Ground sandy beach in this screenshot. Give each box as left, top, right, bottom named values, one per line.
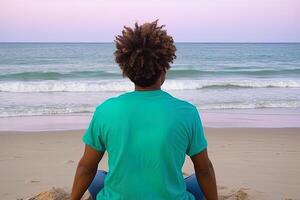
left=1, top=128, right=299, bottom=200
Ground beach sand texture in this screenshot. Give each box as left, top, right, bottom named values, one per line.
left=1, top=128, right=300, bottom=200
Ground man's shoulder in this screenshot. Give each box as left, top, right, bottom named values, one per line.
left=170, top=95, right=197, bottom=110
left=95, top=96, right=119, bottom=112
left=163, top=93, right=198, bottom=118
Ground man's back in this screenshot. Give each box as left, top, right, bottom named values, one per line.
left=82, top=89, right=207, bottom=200
left=71, top=20, right=217, bottom=200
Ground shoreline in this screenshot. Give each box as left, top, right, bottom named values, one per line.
left=1, top=128, right=300, bottom=199
left=1, top=108, right=300, bottom=132
left=1, top=127, right=300, bottom=134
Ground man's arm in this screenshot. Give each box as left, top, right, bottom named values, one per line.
left=190, top=149, right=217, bottom=200
left=71, top=145, right=104, bottom=200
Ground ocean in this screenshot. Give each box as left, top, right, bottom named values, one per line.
left=0, top=42, right=300, bottom=118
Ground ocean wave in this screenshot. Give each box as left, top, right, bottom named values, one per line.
left=0, top=79, right=300, bottom=92
left=199, top=101, right=300, bottom=110
left=1, top=101, right=300, bottom=117
left=0, top=70, right=120, bottom=81
left=0, top=105, right=94, bottom=118
left=1, top=67, right=300, bottom=81
left=0, top=80, right=131, bottom=92
left=168, top=68, right=300, bottom=77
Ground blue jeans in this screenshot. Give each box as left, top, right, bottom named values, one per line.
left=88, top=170, right=205, bottom=200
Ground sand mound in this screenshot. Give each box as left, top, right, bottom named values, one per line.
left=220, top=188, right=250, bottom=200
left=27, top=187, right=91, bottom=200
left=27, top=188, right=70, bottom=200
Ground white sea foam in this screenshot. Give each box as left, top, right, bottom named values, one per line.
left=0, top=105, right=95, bottom=117
left=0, top=80, right=132, bottom=92
left=199, top=101, right=300, bottom=110
left=1, top=100, right=300, bottom=117
left=0, top=79, right=300, bottom=93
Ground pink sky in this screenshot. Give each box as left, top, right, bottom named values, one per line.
left=0, top=0, right=299, bottom=42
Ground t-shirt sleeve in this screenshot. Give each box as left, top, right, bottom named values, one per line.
left=186, top=106, right=208, bottom=157
left=82, top=108, right=106, bottom=152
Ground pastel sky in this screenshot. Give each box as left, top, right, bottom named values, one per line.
left=1, top=0, right=299, bottom=42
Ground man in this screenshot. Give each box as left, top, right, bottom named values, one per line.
left=71, top=20, right=217, bottom=200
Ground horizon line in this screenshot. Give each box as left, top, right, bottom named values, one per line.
left=1, top=41, right=300, bottom=44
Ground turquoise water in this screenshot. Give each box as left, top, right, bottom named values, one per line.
left=0, top=43, right=300, bottom=117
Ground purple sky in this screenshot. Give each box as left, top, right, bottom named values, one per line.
left=1, top=0, right=299, bottom=42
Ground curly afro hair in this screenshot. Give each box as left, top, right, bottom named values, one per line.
left=114, top=19, right=176, bottom=87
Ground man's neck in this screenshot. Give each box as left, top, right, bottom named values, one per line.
left=134, top=85, right=161, bottom=91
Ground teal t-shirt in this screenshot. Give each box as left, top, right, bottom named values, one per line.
left=82, top=89, right=207, bottom=200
